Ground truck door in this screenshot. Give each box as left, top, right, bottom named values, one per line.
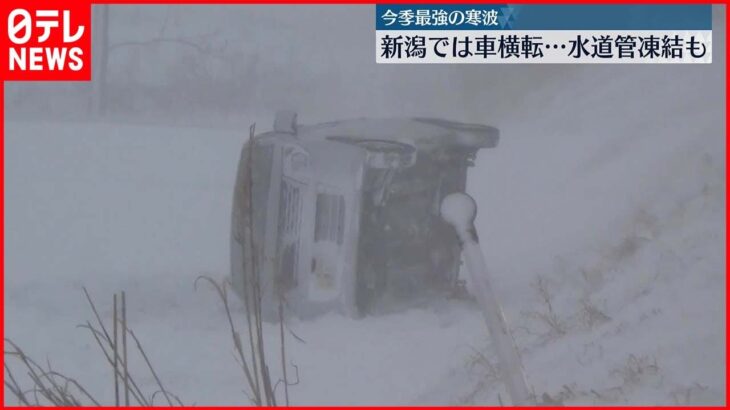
left=301, top=141, right=364, bottom=312
left=309, top=188, right=347, bottom=302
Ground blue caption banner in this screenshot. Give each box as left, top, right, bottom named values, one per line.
left=375, top=5, right=712, bottom=31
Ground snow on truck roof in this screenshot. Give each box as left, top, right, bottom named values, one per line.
left=260, top=116, right=499, bottom=151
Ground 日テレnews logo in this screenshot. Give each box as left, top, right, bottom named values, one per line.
left=1, top=1, right=91, bottom=80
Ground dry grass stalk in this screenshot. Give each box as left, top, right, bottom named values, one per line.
left=4, top=288, right=183, bottom=406
left=195, top=123, right=297, bottom=406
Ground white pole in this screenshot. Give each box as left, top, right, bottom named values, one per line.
left=441, top=193, right=534, bottom=406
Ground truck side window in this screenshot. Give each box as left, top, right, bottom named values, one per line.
left=315, top=193, right=345, bottom=245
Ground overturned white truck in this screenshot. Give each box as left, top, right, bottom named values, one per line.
left=230, top=112, right=498, bottom=319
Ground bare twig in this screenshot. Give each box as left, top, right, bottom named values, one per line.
left=195, top=276, right=259, bottom=405
left=122, top=291, right=130, bottom=406
left=77, top=322, right=148, bottom=405
left=82, top=287, right=113, bottom=345
left=5, top=363, right=32, bottom=405
left=273, top=361, right=300, bottom=396
left=80, top=290, right=148, bottom=405
left=246, top=123, right=268, bottom=405
left=151, top=389, right=185, bottom=406
left=522, top=275, right=567, bottom=337
left=40, top=370, right=101, bottom=406
left=126, top=328, right=173, bottom=406
left=6, top=289, right=185, bottom=407
left=113, top=293, right=120, bottom=406
left=278, top=300, right=289, bottom=406
left=4, top=339, right=101, bottom=406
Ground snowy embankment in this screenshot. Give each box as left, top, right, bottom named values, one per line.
left=461, top=61, right=725, bottom=405
left=5, top=65, right=725, bottom=405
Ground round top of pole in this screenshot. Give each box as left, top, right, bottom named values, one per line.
left=440, top=192, right=477, bottom=233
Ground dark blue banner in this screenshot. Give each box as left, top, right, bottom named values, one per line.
left=375, top=5, right=712, bottom=31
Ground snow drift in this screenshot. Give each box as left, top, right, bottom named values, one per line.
left=4, top=6, right=726, bottom=406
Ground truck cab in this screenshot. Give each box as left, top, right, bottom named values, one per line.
left=231, top=112, right=498, bottom=319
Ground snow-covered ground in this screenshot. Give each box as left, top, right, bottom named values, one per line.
left=4, top=13, right=726, bottom=408
left=4, top=120, right=493, bottom=406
